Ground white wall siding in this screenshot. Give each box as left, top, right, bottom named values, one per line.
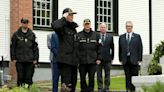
left=119, top=0, right=149, bottom=55
left=34, top=31, right=52, bottom=63
left=0, top=0, right=10, bottom=61
left=58, top=0, right=95, bottom=32
left=113, top=36, right=119, bottom=64
left=110, top=0, right=150, bottom=64
left=152, top=0, right=164, bottom=51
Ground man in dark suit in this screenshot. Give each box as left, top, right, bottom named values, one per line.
left=97, top=23, right=114, bottom=92
left=119, top=21, right=143, bottom=92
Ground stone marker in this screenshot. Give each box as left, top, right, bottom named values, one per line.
left=140, top=55, right=152, bottom=75
left=160, top=56, right=164, bottom=74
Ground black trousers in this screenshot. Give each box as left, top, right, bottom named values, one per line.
left=58, top=62, right=77, bottom=92
left=123, top=57, right=139, bottom=92
left=97, top=61, right=111, bottom=90
left=16, top=62, right=34, bottom=86
left=79, top=64, right=96, bottom=92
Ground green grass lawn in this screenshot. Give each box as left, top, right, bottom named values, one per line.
left=36, top=76, right=126, bottom=91
left=75, top=76, right=125, bottom=90
left=0, top=76, right=125, bottom=92
left=110, top=76, right=126, bottom=90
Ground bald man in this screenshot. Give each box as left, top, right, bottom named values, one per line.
left=96, top=23, right=114, bottom=92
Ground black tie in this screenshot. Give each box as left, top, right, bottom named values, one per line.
left=127, top=33, right=130, bottom=44
left=102, top=34, right=105, bottom=44
left=127, top=33, right=130, bottom=56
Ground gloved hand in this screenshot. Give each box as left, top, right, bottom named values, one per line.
left=63, top=13, right=69, bottom=18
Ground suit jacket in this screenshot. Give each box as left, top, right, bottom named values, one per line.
left=99, top=33, right=114, bottom=62
left=47, top=32, right=59, bottom=62
left=119, top=32, right=143, bottom=65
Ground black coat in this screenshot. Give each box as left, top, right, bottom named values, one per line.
left=11, top=27, right=39, bottom=62
left=78, top=30, right=100, bottom=64
left=119, top=33, right=143, bottom=65
left=51, top=17, right=79, bottom=65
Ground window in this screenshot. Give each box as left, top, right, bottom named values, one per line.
left=33, top=0, right=52, bottom=27
left=95, top=0, right=118, bottom=34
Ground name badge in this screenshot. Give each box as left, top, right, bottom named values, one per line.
left=25, top=38, right=28, bottom=42
left=98, top=39, right=102, bottom=44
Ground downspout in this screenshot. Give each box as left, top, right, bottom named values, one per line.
left=149, top=0, right=152, bottom=54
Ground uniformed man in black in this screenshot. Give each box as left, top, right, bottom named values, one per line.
left=78, top=19, right=100, bottom=92
left=11, top=18, right=39, bottom=86
left=51, top=8, right=79, bottom=92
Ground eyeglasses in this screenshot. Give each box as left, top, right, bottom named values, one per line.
left=126, top=26, right=133, bottom=27
left=22, top=22, right=28, bottom=24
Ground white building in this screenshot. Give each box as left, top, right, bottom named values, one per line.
left=0, top=0, right=164, bottom=80
left=0, top=0, right=10, bottom=62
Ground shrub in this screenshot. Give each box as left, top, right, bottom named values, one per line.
left=141, top=81, right=164, bottom=92
left=0, top=85, right=9, bottom=92
left=148, top=41, right=164, bottom=75
left=28, top=84, right=41, bottom=92
left=148, top=60, right=162, bottom=75
left=0, top=84, right=41, bottom=92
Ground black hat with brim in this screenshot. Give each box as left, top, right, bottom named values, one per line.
left=62, top=8, right=77, bottom=14
left=21, top=18, right=29, bottom=23
left=83, top=19, right=91, bottom=24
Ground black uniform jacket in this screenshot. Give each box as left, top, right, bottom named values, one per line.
left=11, top=27, right=39, bottom=62
left=51, top=17, right=79, bottom=65
left=78, top=29, right=100, bottom=64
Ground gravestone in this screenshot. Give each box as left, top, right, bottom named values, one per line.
left=160, top=56, right=164, bottom=74
left=0, top=70, right=4, bottom=86
left=140, top=55, right=152, bottom=75
left=133, top=75, right=164, bottom=92
left=132, top=55, right=164, bottom=92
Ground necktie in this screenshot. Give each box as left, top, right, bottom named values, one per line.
left=127, top=33, right=130, bottom=44
left=127, top=33, right=130, bottom=56
left=102, top=34, right=105, bottom=45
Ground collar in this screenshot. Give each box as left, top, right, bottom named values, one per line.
left=126, top=32, right=133, bottom=39
left=63, top=17, right=78, bottom=29
left=83, top=28, right=92, bottom=33
left=126, top=32, right=133, bottom=35
left=101, top=33, right=106, bottom=37
left=18, top=27, right=33, bottom=36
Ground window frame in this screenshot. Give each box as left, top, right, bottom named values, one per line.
left=33, top=0, right=58, bottom=31
left=95, top=0, right=118, bottom=35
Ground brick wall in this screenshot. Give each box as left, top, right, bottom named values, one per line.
left=10, top=0, right=33, bottom=35
left=10, top=0, right=33, bottom=81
